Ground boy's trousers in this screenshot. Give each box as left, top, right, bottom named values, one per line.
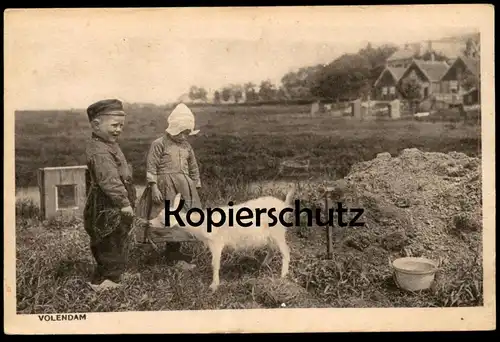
left=89, top=213, right=134, bottom=284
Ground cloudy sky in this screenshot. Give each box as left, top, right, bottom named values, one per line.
left=5, top=6, right=484, bottom=110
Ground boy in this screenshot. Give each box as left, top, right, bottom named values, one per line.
left=83, top=99, right=137, bottom=287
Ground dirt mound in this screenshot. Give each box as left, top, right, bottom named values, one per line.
left=332, top=148, right=482, bottom=292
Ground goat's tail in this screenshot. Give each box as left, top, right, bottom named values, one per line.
left=285, top=184, right=296, bottom=207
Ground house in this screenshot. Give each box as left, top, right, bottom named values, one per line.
left=386, top=44, right=420, bottom=68
left=373, top=33, right=480, bottom=112
left=438, top=55, right=480, bottom=95
left=463, top=87, right=479, bottom=106
left=431, top=55, right=479, bottom=108
left=424, top=39, right=469, bottom=62
left=387, top=36, right=473, bottom=67
left=373, top=66, right=407, bottom=101
left=398, top=59, right=450, bottom=99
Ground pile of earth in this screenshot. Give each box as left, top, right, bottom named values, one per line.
left=325, top=148, right=482, bottom=291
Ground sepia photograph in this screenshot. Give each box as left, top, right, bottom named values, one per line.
left=4, top=5, right=495, bottom=334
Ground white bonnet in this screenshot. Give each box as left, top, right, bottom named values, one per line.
left=166, top=103, right=200, bottom=136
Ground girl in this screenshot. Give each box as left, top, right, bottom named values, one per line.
left=136, top=103, right=202, bottom=263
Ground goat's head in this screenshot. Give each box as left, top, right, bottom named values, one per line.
left=149, top=193, right=180, bottom=228
left=148, top=193, right=199, bottom=230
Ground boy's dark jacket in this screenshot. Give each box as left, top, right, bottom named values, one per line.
left=84, top=133, right=137, bottom=242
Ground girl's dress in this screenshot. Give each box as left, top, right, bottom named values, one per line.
left=136, top=132, right=202, bottom=223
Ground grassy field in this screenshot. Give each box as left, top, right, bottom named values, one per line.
left=14, top=104, right=482, bottom=313
left=15, top=103, right=481, bottom=189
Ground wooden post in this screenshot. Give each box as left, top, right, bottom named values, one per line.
left=367, top=94, right=371, bottom=118
left=324, top=187, right=335, bottom=260
left=390, top=99, right=401, bottom=119
left=311, top=100, right=320, bottom=117
left=352, top=99, right=362, bottom=119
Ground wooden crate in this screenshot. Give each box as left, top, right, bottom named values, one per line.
left=38, top=166, right=88, bottom=220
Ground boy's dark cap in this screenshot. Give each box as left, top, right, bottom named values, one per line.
left=87, top=99, right=126, bottom=121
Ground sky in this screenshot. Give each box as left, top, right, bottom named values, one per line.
left=4, top=6, right=483, bottom=110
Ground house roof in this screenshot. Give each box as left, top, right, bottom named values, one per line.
left=430, top=42, right=468, bottom=60
left=412, top=60, right=450, bottom=82
left=440, top=55, right=480, bottom=81
left=464, top=87, right=478, bottom=95
left=388, top=67, right=407, bottom=80
left=460, top=56, right=480, bottom=76
left=387, top=49, right=415, bottom=61
left=373, top=66, right=407, bottom=87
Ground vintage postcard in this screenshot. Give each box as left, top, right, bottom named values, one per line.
left=4, top=5, right=495, bottom=334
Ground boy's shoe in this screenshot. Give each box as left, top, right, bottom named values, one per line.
left=121, top=272, right=141, bottom=282
left=99, top=279, right=122, bottom=288
left=175, top=260, right=196, bottom=271
left=87, top=279, right=122, bottom=292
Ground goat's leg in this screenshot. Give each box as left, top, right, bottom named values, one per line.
left=276, top=238, right=290, bottom=278
left=261, top=250, right=272, bottom=266
left=209, top=244, right=223, bottom=292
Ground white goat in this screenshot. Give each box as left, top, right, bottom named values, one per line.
left=149, top=187, right=296, bottom=292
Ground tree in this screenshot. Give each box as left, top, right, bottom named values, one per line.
left=276, top=86, right=290, bottom=101
left=281, top=65, right=323, bottom=100
left=463, top=37, right=480, bottom=59
left=258, top=80, right=278, bottom=101
left=400, top=78, right=422, bottom=113
left=213, top=90, right=221, bottom=104
left=230, top=84, right=244, bottom=103
left=244, top=82, right=258, bottom=102
left=311, top=43, right=398, bottom=101
left=188, top=86, right=208, bottom=102
left=462, top=72, right=479, bottom=92
left=221, top=87, right=232, bottom=102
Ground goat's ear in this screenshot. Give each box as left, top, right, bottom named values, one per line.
left=159, top=209, right=166, bottom=223
left=149, top=209, right=165, bottom=227
left=172, top=193, right=182, bottom=210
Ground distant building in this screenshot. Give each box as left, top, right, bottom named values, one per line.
left=435, top=55, right=480, bottom=107
left=373, top=66, right=407, bottom=101
left=422, top=39, right=468, bottom=62
left=386, top=36, right=473, bottom=68
left=439, top=55, right=480, bottom=94
left=463, top=87, right=479, bottom=106
left=373, top=32, right=480, bottom=112
left=386, top=44, right=419, bottom=68
left=398, top=59, right=449, bottom=98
